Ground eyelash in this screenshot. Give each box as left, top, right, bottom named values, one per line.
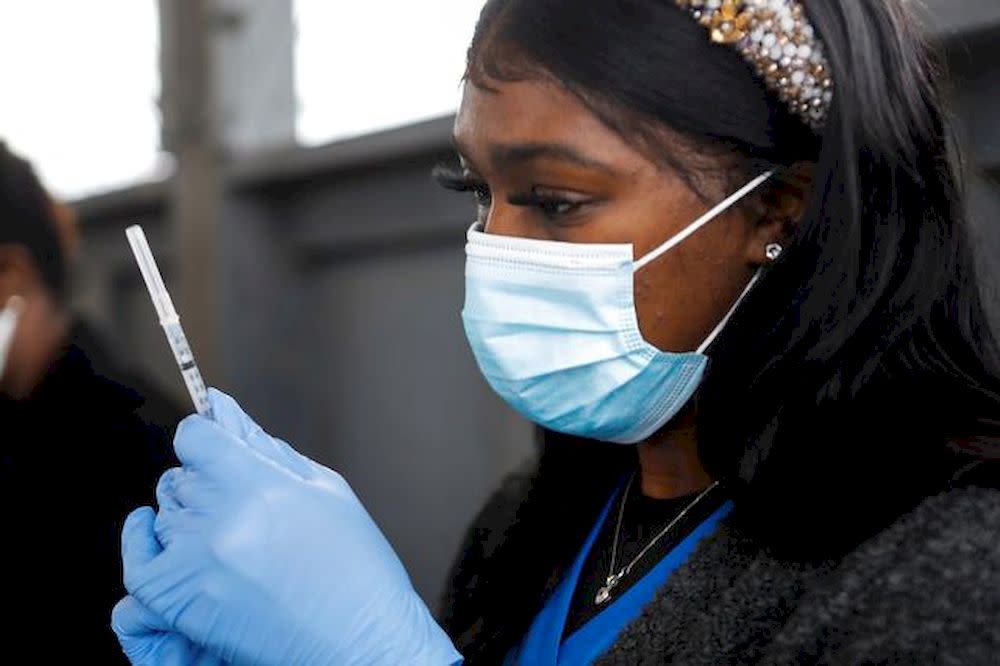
left=433, top=165, right=492, bottom=208
left=432, top=164, right=584, bottom=220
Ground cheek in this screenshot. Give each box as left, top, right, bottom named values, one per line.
left=632, top=216, right=752, bottom=352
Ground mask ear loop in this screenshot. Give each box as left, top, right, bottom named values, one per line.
left=633, top=170, right=775, bottom=272
left=696, top=269, right=761, bottom=354
left=629, top=169, right=775, bottom=354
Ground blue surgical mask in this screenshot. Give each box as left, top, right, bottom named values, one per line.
left=462, top=171, right=773, bottom=444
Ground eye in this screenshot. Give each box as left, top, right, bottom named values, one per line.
left=537, top=198, right=580, bottom=218
left=508, top=189, right=589, bottom=221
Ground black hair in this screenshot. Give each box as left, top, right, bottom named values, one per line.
left=0, top=141, right=67, bottom=296
left=439, top=1, right=1000, bottom=662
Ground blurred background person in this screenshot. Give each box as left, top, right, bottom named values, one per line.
left=0, top=141, right=182, bottom=662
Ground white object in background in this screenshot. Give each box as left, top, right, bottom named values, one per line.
left=0, top=295, right=24, bottom=378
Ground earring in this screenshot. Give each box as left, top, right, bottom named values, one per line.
left=765, top=243, right=783, bottom=261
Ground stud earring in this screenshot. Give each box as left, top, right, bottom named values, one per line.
left=765, top=243, right=783, bottom=261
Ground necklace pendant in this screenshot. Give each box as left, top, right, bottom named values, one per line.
left=595, top=573, right=621, bottom=605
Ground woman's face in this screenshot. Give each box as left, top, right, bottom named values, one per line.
left=453, top=77, right=778, bottom=352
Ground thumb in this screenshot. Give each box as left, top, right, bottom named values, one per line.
left=206, top=387, right=260, bottom=440
left=172, top=414, right=259, bottom=481
left=208, top=387, right=316, bottom=479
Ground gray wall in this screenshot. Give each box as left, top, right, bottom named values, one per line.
left=69, top=8, right=1000, bottom=610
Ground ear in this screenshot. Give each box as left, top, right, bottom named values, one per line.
left=0, top=244, right=41, bottom=303
left=745, top=161, right=813, bottom=266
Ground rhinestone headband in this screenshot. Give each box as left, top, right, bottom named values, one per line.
left=675, top=0, right=833, bottom=130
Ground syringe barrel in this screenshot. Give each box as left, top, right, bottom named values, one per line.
left=162, top=320, right=213, bottom=418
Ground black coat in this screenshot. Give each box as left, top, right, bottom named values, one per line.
left=0, top=322, right=182, bottom=663
left=444, top=461, right=1000, bottom=664
left=599, top=481, right=1000, bottom=664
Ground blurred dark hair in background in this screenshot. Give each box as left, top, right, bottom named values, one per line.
left=0, top=141, right=67, bottom=296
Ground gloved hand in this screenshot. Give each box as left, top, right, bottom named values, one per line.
left=115, top=389, right=462, bottom=666
left=112, top=574, right=224, bottom=666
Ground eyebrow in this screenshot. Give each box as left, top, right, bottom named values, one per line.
left=452, top=138, right=620, bottom=176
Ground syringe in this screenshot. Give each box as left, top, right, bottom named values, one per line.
left=125, top=225, right=213, bottom=419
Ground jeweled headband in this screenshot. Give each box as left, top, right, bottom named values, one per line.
left=675, top=0, right=833, bottom=130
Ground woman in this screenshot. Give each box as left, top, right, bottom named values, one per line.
left=112, top=0, right=1000, bottom=664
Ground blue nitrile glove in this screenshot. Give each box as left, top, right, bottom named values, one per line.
left=112, top=572, right=224, bottom=666
left=117, top=389, right=462, bottom=666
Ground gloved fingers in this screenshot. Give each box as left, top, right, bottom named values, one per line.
left=173, top=414, right=229, bottom=470
left=113, top=595, right=222, bottom=666
left=113, top=594, right=171, bottom=637
left=122, top=507, right=163, bottom=573
left=243, top=428, right=317, bottom=481
left=207, top=387, right=260, bottom=440
left=156, top=465, right=214, bottom=513
left=174, top=414, right=267, bottom=481
left=156, top=467, right=185, bottom=511
left=208, top=387, right=315, bottom=480
left=122, top=506, right=175, bottom=606
left=176, top=410, right=307, bottom=494
left=112, top=594, right=171, bottom=665
left=159, top=466, right=208, bottom=511
left=153, top=505, right=203, bottom=548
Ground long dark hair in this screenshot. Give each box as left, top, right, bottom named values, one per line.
left=440, top=1, right=1000, bottom=661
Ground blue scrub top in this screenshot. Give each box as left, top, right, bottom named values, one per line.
left=505, top=483, right=733, bottom=665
